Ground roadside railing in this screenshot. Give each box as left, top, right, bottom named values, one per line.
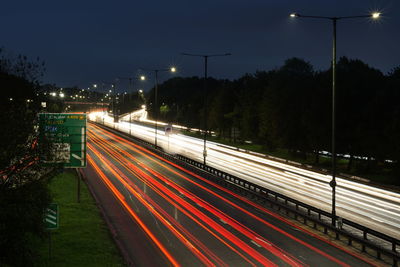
left=173, top=154, right=400, bottom=266
left=92, top=121, right=400, bottom=266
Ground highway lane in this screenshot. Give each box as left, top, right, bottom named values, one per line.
left=87, top=122, right=377, bottom=266
left=89, top=112, right=400, bottom=240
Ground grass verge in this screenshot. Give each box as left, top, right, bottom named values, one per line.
left=35, top=171, right=124, bottom=266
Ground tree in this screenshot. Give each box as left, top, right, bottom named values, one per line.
left=386, top=67, right=400, bottom=178
left=259, top=58, right=316, bottom=156
left=335, top=57, right=385, bottom=171
left=0, top=49, right=51, bottom=265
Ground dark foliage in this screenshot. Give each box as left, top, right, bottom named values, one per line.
left=0, top=49, right=51, bottom=265
left=146, top=57, right=400, bottom=183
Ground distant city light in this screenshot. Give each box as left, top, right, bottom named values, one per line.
left=171, top=67, right=176, bottom=72
left=140, top=75, right=146, bottom=80
left=59, top=93, right=65, bottom=98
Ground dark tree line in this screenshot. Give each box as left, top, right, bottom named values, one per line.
left=147, top=57, right=400, bottom=181
left=0, top=49, right=52, bottom=265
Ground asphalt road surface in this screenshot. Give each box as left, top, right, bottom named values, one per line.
left=89, top=112, right=400, bottom=240
left=84, top=122, right=378, bottom=266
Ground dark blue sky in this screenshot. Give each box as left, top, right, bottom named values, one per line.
left=1, top=0, right=399, bottom=92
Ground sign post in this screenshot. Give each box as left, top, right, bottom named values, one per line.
left=39, top=113, right=87, bottom=168
left=165, top=125, right=172, bottom=151
left=44, top=203, right=59, bottom=261
left=39, top=113, right=87, bottom=202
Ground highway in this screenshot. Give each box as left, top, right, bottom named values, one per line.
left=89, top=111, right=400, bottom=240
left=86, top=122, right=377, bottom=266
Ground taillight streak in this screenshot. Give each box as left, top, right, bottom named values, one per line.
left=87, top=154, right=180, bottom=267
left=88, top=129, right=297, bottom=266
left=90, top=123, right=360, bottom=267
left=89, top=130, right=303, bottom=266
left=89, top=132, right=264, bottom=266
left=89, top=132, right=259, bottom=266
left=88, top=142, right=217, bottom=266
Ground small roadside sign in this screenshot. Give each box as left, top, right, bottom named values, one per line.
left=45, top=203, right=59, bottom=230
left=165, top=124, right=173, bottom=136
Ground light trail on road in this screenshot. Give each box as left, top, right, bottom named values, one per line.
left=89, top=112, right=400, bottom=239
left=89, top=128, right=295, bottom=266
left=86, top=122, right=377, bottom=266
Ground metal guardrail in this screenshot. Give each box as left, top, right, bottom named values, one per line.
left=174, top=155, right=400, bottom=266
left=93, top=121, right=400, bottom=266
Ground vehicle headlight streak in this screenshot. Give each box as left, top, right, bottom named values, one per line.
left=89, top=130, right=293, bottom=266
left=87, top=154, right=180, bottom=266
left=89, top=112, right=400, bottom=237
left=88, top=123, right=375, bottom=266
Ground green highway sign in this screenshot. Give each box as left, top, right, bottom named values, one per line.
left=39, top=113, right=87, bottom=168
left=45, top=203, right=59, bottom=230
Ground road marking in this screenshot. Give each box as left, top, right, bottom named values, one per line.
left=256, top=237, right=272, bottom=246
left=251, top=240, right=262, bottom=248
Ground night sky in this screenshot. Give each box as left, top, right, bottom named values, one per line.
left=2, top=0, right=399, bottom=92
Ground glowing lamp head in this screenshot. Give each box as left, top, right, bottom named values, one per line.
left=372, top=12, right=380, bottom=19
left=290, top=13, right=298, bottom=18
left=140, top=75, right=146, bottom=80
left=170, top=67, right=176, bottom=73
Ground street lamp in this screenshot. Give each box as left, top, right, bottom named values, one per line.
left=290, top=11, right=381, bottom=227
left=181, top=52, right=231, bottom=165
left=102, top=82, right=117, bottom=122
left=141, top=67, right=176, bottom=148
left=117, top=75, right=146, bottom=103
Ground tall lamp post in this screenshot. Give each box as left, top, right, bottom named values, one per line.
left=141, top=67, right=176, bottom=148
left=117, top=75, right=146, bottom=102
left=290, top=12, right=381, bottom=226
left=102, top=81, right=117, bottom=122
left=181, top=53, right=231, bottom=165
left=116, top=76, right=146, bottom=135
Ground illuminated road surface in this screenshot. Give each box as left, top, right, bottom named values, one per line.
left=86, top=122, right=376, bottom=266
left=89, top=112, right=400, bottom=240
